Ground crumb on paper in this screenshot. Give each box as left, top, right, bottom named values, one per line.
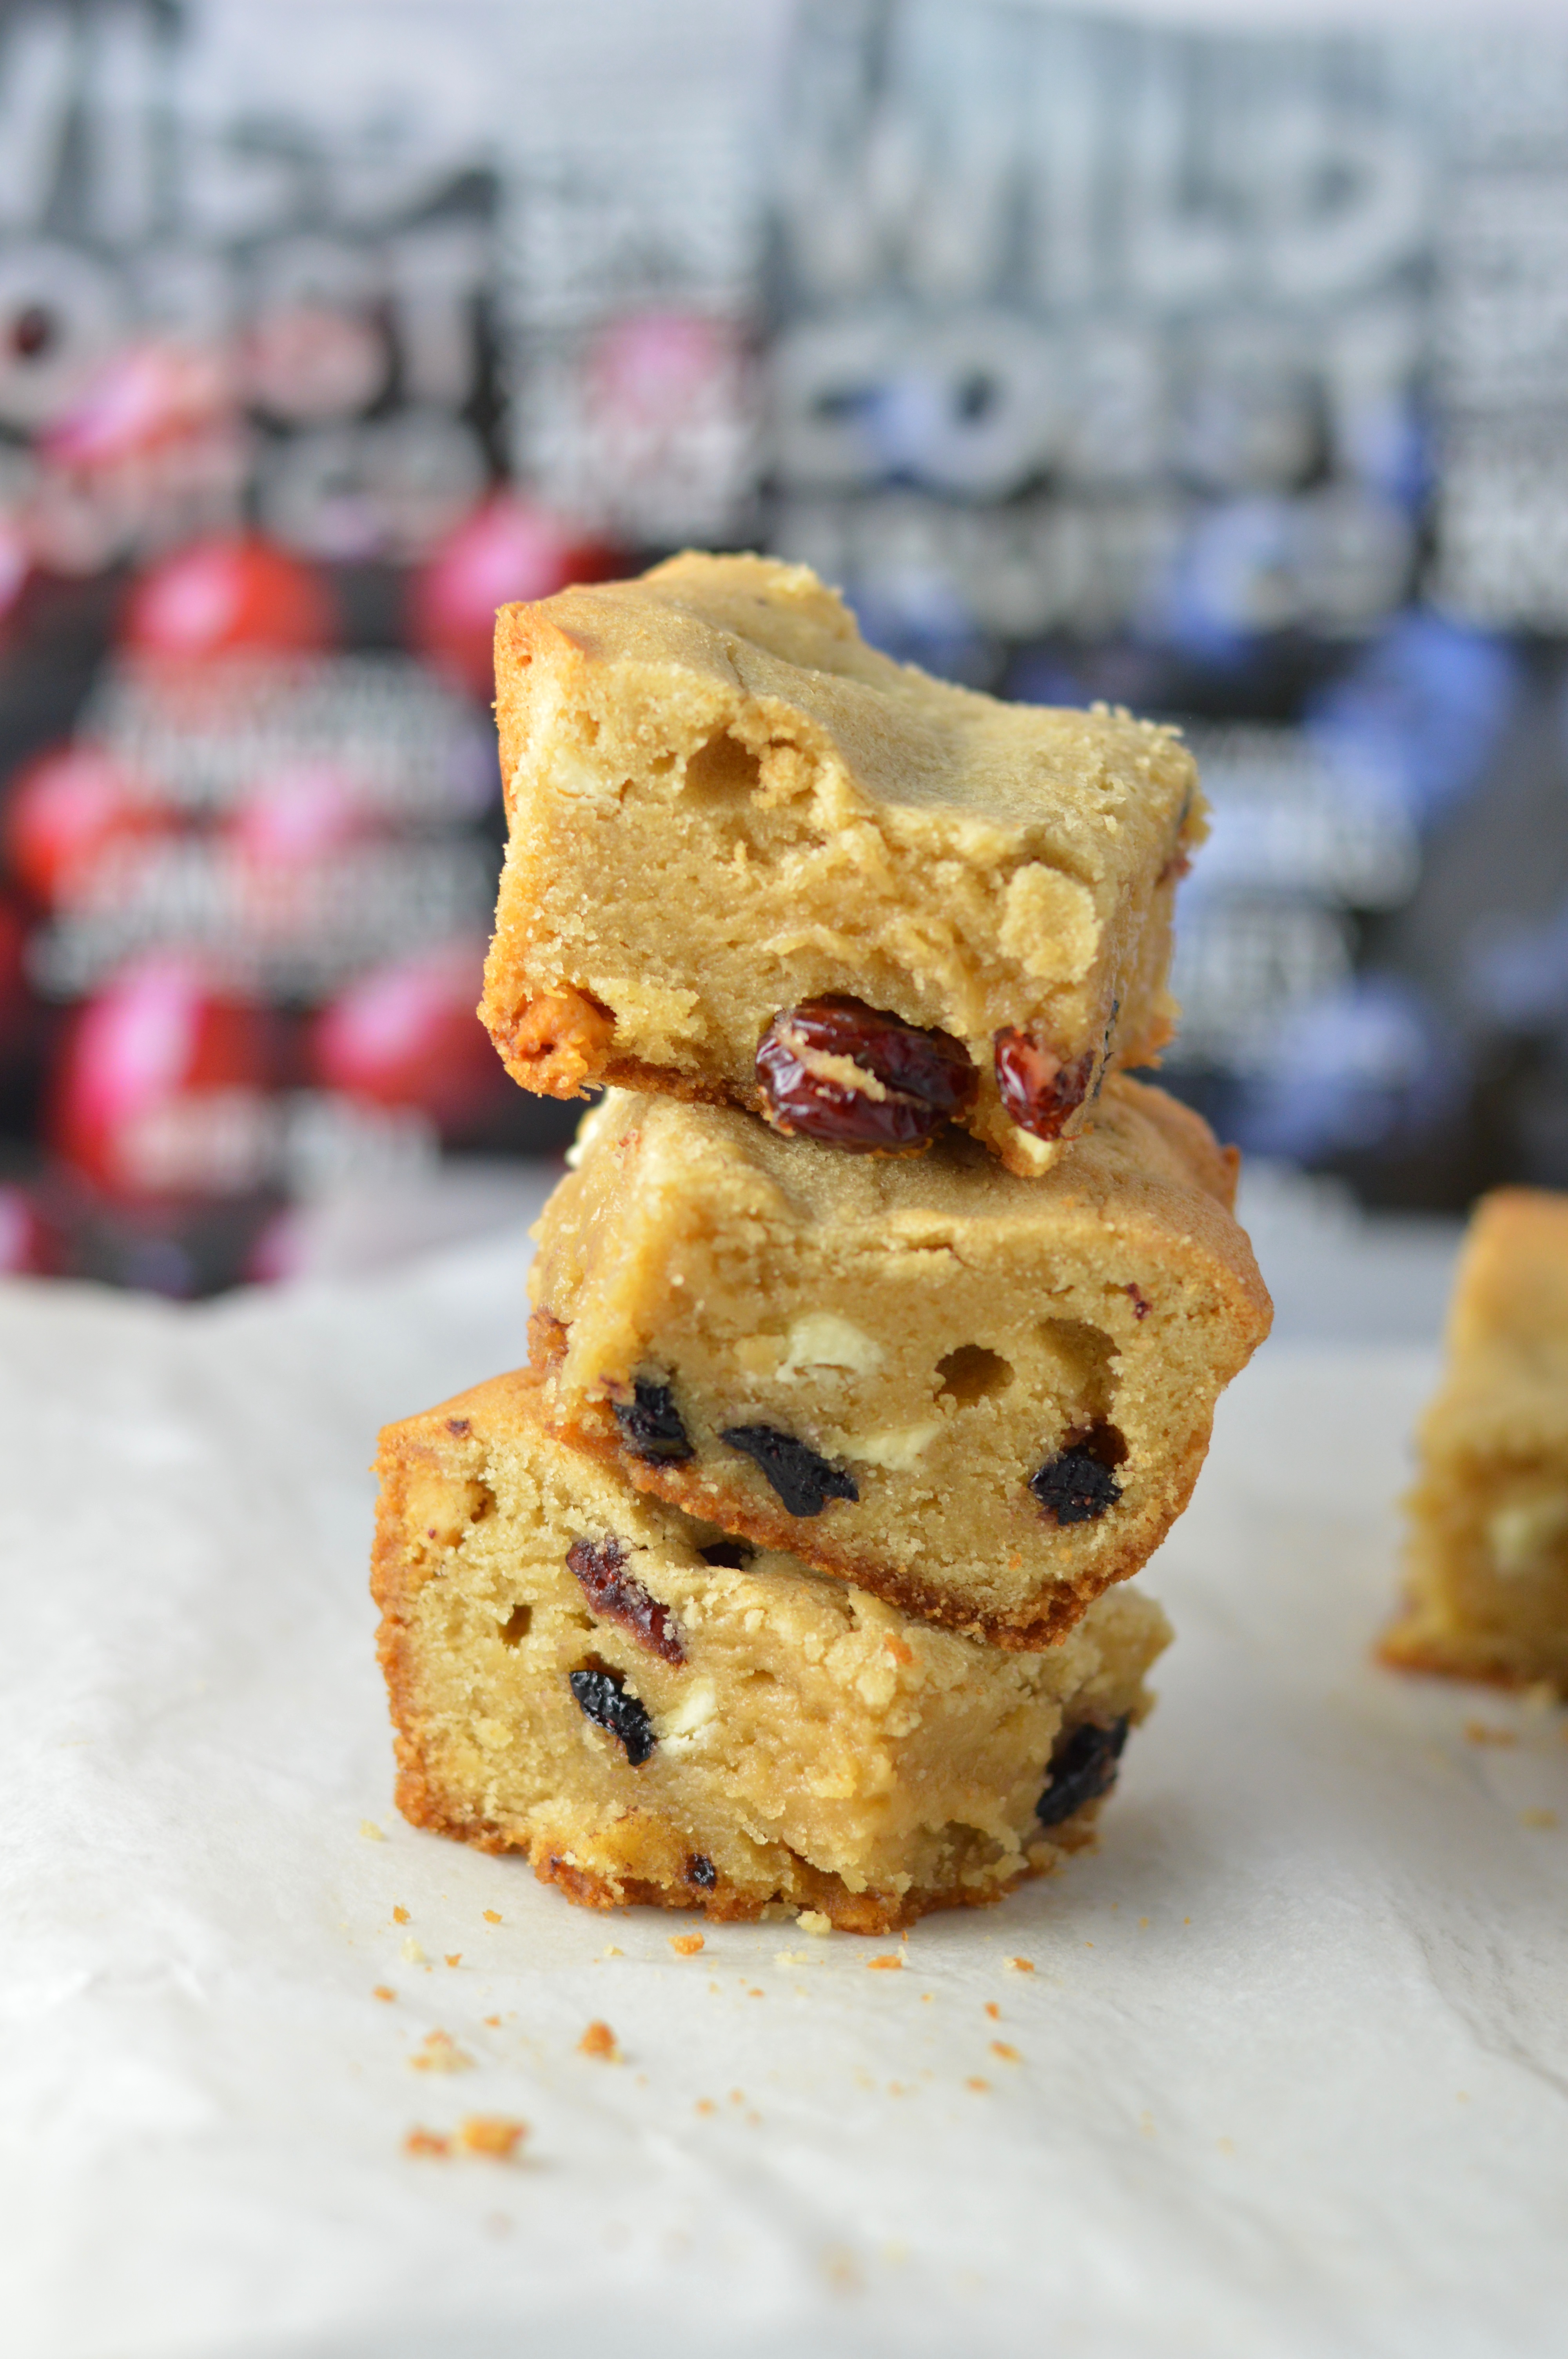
left=866, top=1954, right=903, bottom=1972
left=966, top=2077, right=990, bottom=2093
left=797, top=1911, right=832, bottom=1936
left=411, top=2030, right=473, bottom=2074
left=728, top=2088, right=744, bottom=2105
left=669, top=1933, right=705, bottom=1957
left=401, top=1937, right=426, bottom=1965
left=601, top=1945, right=624, bottom=1959
left=774, top=1949, right=823, bottom=1968
left=359, top=1819, right=385, bottom=1842
left=920, top=1992, right=933, bottom=2003
left=483, top=2014, right=501, bottom=2027
left=1138, top=1916, right=1151, bottom=1930
left=984, top=2002, right=1000, bottom=2021
left=372, top=1985, right=396, bottom=2004
left=1217, top=2135, right=1236, bottom=2155
left=458, top=2114, right=527, bottom=2160
left=1465, top=1720, right=1519, bottom=1747
left=483, top=1909, right=503, bottom=1924
left=579, top=2019, right=620, bottom=2061
left=695, top=2098, right=715, bottom=2116
left=1004, top=1956, right=1034, bottom=1973
left=392, top=1905, right=410, bottom=1925
left=404, top=2126, right=450, bottom=2157
left=1139, top=2110, right=1155, bottom=2137
left=1520, top=1807, right=1559, bottom=1829
left=445, top=1954, right=462, bottom=1968
left=990, top=2041, right=1020, bottom=2063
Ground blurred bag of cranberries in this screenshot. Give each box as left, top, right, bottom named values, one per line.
left=3, top=0, right=1568, bottom=1292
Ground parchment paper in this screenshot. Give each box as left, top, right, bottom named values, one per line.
left=4, top=1227, right=1567, bottom=2359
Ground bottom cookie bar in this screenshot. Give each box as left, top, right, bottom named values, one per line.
left=373, top=1372, right=1171, bottom=1932
left=1381, top=1189, right=1568, bottom=1694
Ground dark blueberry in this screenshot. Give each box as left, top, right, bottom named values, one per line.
left=567, top=1535, right=685, bottom=1665
left=1036, top=1716, right=1129, bottom=1827
left=688, top=1853, right=717, bottom=1890
left=568, top=1666, right=657, bottom=1766
left=719, top=1425, right=859, bottom=1517
left=1029, top=1428, right=1125, bottom=1525
left=613, top=1377, right=694, bottom=1463
left=755, top=996, right=977, bottom=1153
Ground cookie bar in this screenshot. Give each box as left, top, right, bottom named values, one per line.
left=528, top=1076, right=1270, bottom=1648
left=480, top=552, right=1203, bottom=1176
left=1382, top=1189, right=1568, bottom=1693
left=372, top=1372, right=1171, bottom=1933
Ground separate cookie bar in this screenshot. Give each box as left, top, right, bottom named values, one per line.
left=1382, top=1189, right=1568, bottom=1693
left=529, top=1076, right=1270, bottom=1648
left=481, top=551, right=1203, bottom=1176
left=373, top=1371, right=1171, bottom=1933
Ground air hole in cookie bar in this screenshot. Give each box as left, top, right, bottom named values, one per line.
left=684, top=730, right=762, bottom=802
left=936, top=1344, right=1014, bottom=1405
left=699, top=1541, right=754, bottom=1569
left=499, top=1604, right=533, bottom=1646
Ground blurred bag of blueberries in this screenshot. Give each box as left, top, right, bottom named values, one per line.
left=1, top=0, right=1567, bottom=1291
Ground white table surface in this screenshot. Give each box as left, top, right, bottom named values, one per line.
left=8, top=1178, right=1565, bottom=2359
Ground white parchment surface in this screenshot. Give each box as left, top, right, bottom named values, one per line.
left=4, top=1231, right=1568, bottom=2359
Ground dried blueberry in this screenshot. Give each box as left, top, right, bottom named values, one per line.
left=1036, top=1717, right=1129, bottom=1826
left=567, top=1535, right=686, bottom=1665
left=688, top=1854, right=717, bottom=1890
left=568, top=1666, right=657, bottom=1766
left=613, top=1377, right=694, bottom=1463
left=756, top=996, right=977, bottom=1153
left=993, top=1029, right=1095, bottom=1141
left=1029, top=1428, right=1124, bottom=1525
left=720, top=1425, right=859, bottom=1517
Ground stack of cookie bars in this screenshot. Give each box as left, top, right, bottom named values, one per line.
left=372, top=556, right=1272, bottom=1932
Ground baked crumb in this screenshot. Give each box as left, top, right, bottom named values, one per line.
left=458, top=2114, right=527, bottom=2159
left=966, top=2078, right=990, bottom=2093
left=1520, top=1808, right=1559, bottom=1829
left=797, top=1912, right=833, bottom=1936
left=1004, top=1956, right=1034, bottom=1973
left=404, top=2126, right=450, bottom=2157
left=695, top=2099, right=715, bottom=2116
left=359, top=1819, right=385, bottom=1842
left=579, top=2019, right=620, bottom=2060
left=372, top=1985, right=396, bottom=2003
left=401, top=1938, right=426, bottom=1965
left=669, top=1933, right=705, bottom=1957
left=483, top=2014, right=501, bottom=2027
left=866, top=1954, right=903, bottom=1972
left=445, top=1954, right=462, bottom=1967
left=411, top=2030, right=473, bottom=2074
left=991, top=2041, right=1020, bottom=2063
left=483, top=1909, right=503, bottom=1924
left=602, top=1945, right=624, bottom=1959
left=1464, top=1720, right=1519, bottom=1747
left=392, top=1905, right=410, bottom=1925
left=984, top=2002, right=1000, bottom=2021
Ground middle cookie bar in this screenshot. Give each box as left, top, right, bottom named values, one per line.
left=530, top=1076, right=1271, bottom=1647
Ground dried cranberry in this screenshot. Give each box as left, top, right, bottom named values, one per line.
left=568, top=1666, right=657, bottom=1765
left=1029, top=1427, right=1125, bottom=1525
left=755, top=996, right=977, bottom=1152
left=567, top=1536, right=685, bottom=1665
left=613, top=1377, right=693, bottom=1463
left=993, top=1030, right=1095, bottom=1141
left=688, top=1854, right=717, bottom=1890
left=1036, top=1717, right=1129, bottom=1826
left=720, top=1424, right=859, bottom=1517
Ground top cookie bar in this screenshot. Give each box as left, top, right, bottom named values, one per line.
left=481, top=552, right=1203, bottom=1175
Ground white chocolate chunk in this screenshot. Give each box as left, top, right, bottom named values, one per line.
left=1488, top=1494, right=1568, bottom=1577
left=778, top=1312, right=885, bottom=1378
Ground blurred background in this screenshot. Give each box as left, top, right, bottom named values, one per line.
left=0, top=0, right=1565, bottom=1295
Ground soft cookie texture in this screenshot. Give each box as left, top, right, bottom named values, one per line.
left=481, top=551, right=1203, bottom=1175
left=527, top=1076, right=1270, bottom=1648
left=372, top=1374, right=1170, bottom=1932
left=1383, top=1189, right=1568, bottom=1694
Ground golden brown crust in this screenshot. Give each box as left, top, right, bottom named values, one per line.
left=488, top=986, right=618, bottom=1100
